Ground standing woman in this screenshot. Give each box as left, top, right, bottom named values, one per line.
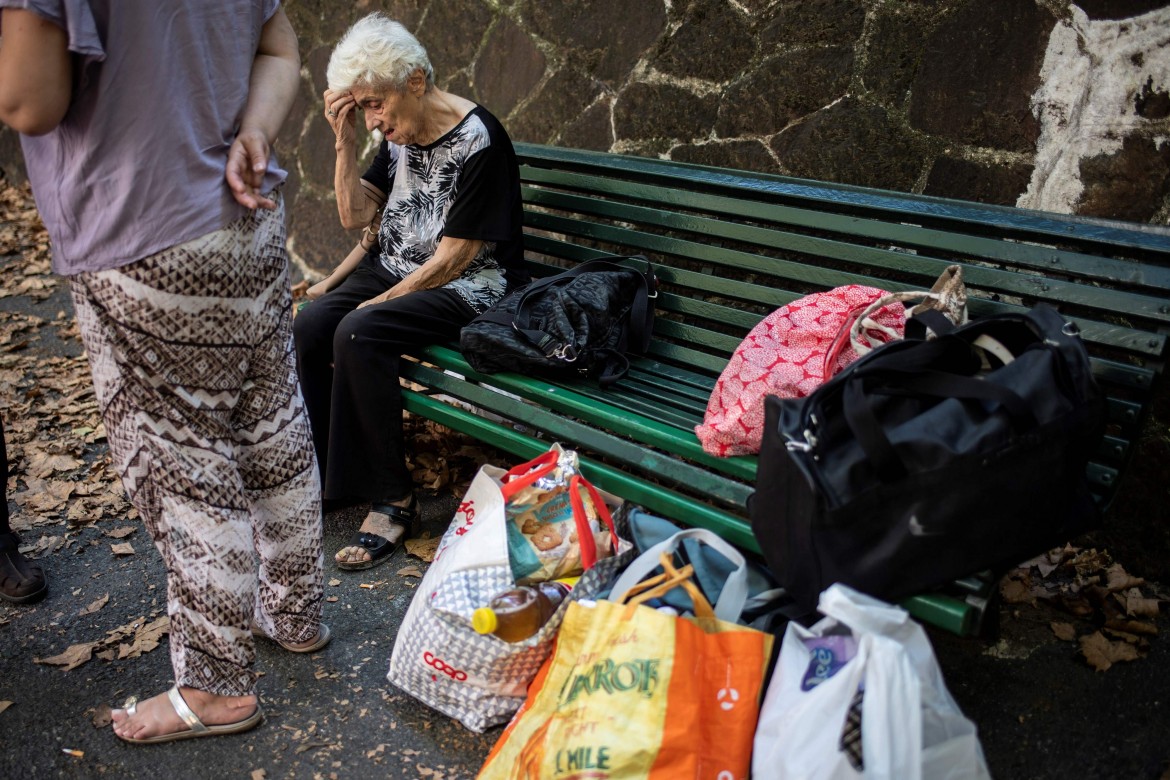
left=0, top=1, right=327, bottom=743
left=294, top=13, right=525, bottom=571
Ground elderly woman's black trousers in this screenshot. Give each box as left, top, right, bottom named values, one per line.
left=293, top=255, right=477, bottom=506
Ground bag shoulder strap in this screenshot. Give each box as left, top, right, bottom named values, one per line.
left=623, top=256, right=657, bottom=355
left=609, top=527, right=749, bottom=622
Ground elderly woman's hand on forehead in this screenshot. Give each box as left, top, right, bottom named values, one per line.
left=323, top=88, right=358, bottom=147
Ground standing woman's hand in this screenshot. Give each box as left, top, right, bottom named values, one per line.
left=226, top=128, right=276, bottom=209
left=324, top=89, right=357, bottom=149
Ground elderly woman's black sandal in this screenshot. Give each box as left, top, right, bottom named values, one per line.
left=336, top=495, right=419, bottom=571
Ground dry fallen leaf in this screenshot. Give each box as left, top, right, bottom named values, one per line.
left=103, top=526, right=137, bottom=539
left=35, top=641, right=100, bottom=671
left=1080, top=630, right=1143, bottom=672
left=397, top=565, right=423, bottom=579
left=251, top=770, right=267, bottom=780
left=1104, top=618, right=1158, bottom=637
left=328, top=578, right=341, bottom=587
left=0, top=701, right=12, bottom=715
left=78, top=593, right=109, bottom=617
left=1106, top=563, right=1144, bottom=593
left=1125, top=589, right=1162, bottom=618
left=999, top=574, right=1035, bottom=605
left=23, top=535, right=64, bottom=557
left=24, top=449, right=83, bottom=478
left=110, top=542, right=135, bottom=556
left=405, top=535, right=439, bottom=563
left=114, top=615, right=169, bottom=660
left=35, top=615, right=169, bottom=672
left=1050, top=622, right=1076, bottom=641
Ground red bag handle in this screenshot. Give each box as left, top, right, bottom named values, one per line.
left=822, top=303, right=868, bottom=381
left=499, top=450, right=559, bottom=501
left=568, top=474, right=620, bottom=571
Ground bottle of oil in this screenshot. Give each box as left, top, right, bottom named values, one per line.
left=472, top=580, right=572, bottom=642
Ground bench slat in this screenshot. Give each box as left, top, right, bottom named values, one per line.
left=522, top=171, right=1170, bottom=290
left=517, top=143, right=1170, bottom=255
left=410, top=348, right=753, bottom=478
left=404, top=355, right=754, bottom=503
left=527, top=186, right=1170, bottom=323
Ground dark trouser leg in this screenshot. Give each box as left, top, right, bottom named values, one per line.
left=324, top=287, right=477, bottom=504
left=292, top=255, right=396, bottom=485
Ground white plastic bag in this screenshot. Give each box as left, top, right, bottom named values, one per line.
left=752, top=584, right=992, bottom=780
left=386, top=446, right=632, bottom=732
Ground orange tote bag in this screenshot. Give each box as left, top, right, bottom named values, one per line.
left=478, top=528, right=774, bottom=780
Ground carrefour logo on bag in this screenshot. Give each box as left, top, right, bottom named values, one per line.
left=560, top=658, right=660, bottom=703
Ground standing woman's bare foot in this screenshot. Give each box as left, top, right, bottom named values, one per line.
left=111, top=685, right=261, bottom=744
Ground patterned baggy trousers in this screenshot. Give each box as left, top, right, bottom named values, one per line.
left=69, top=197, right=324, bottom=697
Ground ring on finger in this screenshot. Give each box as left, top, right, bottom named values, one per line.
left=327, top=109, right=337, bottom=118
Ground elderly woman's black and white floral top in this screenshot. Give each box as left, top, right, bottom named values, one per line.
left=360, top=105, right=526, bottom=312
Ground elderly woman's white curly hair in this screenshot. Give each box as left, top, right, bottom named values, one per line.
left=326, top=13, right=434, bottom=93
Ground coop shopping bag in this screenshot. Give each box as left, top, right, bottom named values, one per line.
left=478, top=528, right=774, bottom=780
left=387, top=444, right=633, bottom=733
left=753, top=584, right=990, bottom=780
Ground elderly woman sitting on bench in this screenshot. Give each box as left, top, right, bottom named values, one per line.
left=294, top=13, right=526, bottom=570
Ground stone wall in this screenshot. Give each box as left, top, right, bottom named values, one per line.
left=3, top=0, right=1167, bottom=276
left=287, top=0, right=1170, bottom=276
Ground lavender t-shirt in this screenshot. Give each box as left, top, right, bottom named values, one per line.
left=0, top=0, right=287, bottom=275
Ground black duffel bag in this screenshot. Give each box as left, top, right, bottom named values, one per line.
left=748, top=304, right=1107, bottom=612
left=459, top=256, right=657, bottom=388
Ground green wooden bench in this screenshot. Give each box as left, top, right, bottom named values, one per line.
left=398, top=143, right=1170, bottom=636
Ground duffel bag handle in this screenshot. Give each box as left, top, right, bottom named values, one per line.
left=843, top=361, right=1036, bottom=484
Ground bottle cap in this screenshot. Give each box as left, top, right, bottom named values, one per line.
left=472, top=607, right=498, bottom=635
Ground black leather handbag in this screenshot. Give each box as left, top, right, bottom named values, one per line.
left=459, top=256, right=657, bottom=387
left=749, top=304, right=1107, bottom=611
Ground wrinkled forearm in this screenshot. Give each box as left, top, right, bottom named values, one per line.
left=335, top=157, right=381, bottom=229
left=385, top=237, right=483, bottom=299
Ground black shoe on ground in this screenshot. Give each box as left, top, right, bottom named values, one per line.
left=0, top=531, right=47, bottom=604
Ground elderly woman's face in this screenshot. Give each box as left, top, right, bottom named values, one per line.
left=352, top=79, right=424, bottom=147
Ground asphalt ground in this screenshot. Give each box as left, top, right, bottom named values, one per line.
left=0, top=202, right=1168, bottom=779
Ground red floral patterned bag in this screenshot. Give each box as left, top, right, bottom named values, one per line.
left=695, top=286, right=905, bottom=457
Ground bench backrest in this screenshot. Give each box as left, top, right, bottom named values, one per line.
left=512, top=142, right=1170, bottom=510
